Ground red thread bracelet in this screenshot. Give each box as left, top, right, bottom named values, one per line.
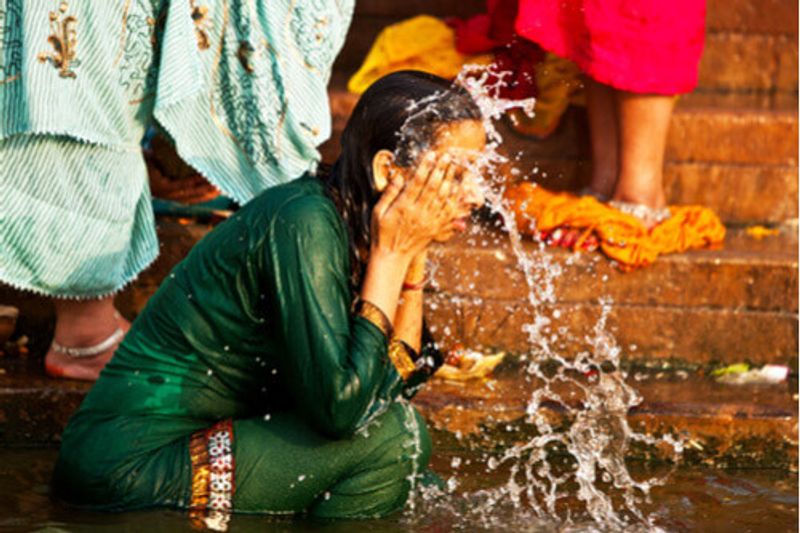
left=402, top=279, right=426, bottom=291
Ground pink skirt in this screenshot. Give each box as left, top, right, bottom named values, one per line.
left=515, top=0, right=706, bottom=94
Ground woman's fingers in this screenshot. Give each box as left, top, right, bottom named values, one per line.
left=404, top=152, right=436, bottom=202
left=437, top=173, right=454, bottom=209
left=441, top=160, right=460, bottom=193
left=373, top=174, right=404, bottom=219
left=417, top=154, right=453, bottom=207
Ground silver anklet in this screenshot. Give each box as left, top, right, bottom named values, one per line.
left=608, top=200, right=671, bottom=225
left=51, top=328, right=124, bottom=358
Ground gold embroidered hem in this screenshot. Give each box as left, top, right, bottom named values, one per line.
left=354, top=299, right=393, bottom=339
left=189, top=419, right=235, bottom=529
left=388, top=339, right=417, bottom=380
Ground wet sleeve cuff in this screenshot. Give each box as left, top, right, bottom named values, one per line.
left=353, top=298, right=393, bottom=340
left=388, top=339, right=417, bottom=380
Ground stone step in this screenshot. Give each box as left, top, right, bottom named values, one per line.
left=414, top=367, right=798, bottom=469
left=350, top=0, right=799, bottom=36
left=326, top=89, right=799, bottom=167
left=2, top=221, right=795, bottom=368
left=425, top=226, right=798, bottom=366
left=334, top=10, right=798, bottom=105
left=0, top=358, right=795, bottom=470
left=322, top=89, right=799, bottom=224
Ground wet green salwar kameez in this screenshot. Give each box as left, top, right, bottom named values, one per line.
left=53, top=177, right=442, bottom=522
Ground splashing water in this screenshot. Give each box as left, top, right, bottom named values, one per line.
left=398, top=64, right=683, bottom=530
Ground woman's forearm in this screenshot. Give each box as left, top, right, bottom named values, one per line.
left=359, top=248, right=412, bottom=325
left=392, top=252, right=426, bottom=352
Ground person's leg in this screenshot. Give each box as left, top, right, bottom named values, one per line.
left=612, top=91, right=675, bottom=210
left=233, top=402, right=433, bottom=518
left=45, top=296, right=130, bottom=381
left=543, top=78, right=616, bottom=250
left=585, top=78, right=619, bottom=200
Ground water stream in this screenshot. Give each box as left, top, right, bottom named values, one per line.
left=400, top=65, right=684, bottom=530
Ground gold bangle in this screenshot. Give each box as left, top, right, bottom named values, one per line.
left=354, top=299, right=393, bottom=339
left=388, top=338, right=417, bottom=380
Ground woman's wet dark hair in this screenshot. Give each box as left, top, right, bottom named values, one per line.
left=320, top=70, right=482, bottom=285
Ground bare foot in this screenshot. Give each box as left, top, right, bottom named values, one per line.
left=45, top=315, right=129, bottom=381
left=45, top=298, right=131, bottom=381
left=543, top=227, right=600, bottom=251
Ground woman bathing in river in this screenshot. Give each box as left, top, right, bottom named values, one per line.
left=53, top=71, right=486, bottom=521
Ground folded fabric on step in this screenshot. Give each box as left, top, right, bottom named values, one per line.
left=347, top=16, right=492, bottom=95
left=505, top=183, right=726, bottom=269
left=348, top=8, right=582, bottom=138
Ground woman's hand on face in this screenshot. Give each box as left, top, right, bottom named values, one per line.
left=370, top=152, right=467, bottom=261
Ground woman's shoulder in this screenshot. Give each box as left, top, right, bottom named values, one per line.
left=244, top=174, right=344, bottom=236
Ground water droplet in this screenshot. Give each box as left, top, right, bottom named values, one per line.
left=446, top=477, right=458, bottom=492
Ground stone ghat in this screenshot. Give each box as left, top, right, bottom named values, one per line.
left=105, top=219, right=796, bottom=368
left=0, top=356, right=796, bottom=470
left=1, top=217, right=796, bottom=467
left=424, top=224, right=798, bottom=367
left=414, top=363, right=798, bottom=470
left=321, top=85, right=799, bottom=226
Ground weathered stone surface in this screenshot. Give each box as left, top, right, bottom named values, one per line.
left=1, top=356, right=796, bottom=471
left=425, top=296, right=798, bottom=365
left=335, top=17, right=797, bottom=93
left=432, top=229, right=798, bottom=311
left=698, top=33, right=777, bottom=91
left=667, top=108, right=798, bottom=165
left=775, top=90, right=800, bottom=109
left=426, top=226, right=799, bottom=365
left=678, top=89, right=798, bottom=112
left=776, top=36, right=799, bottom=91
left=5, top=221, right=796, bottom=368
left=680, top=91, right=775, bottom=110
left=352, top=0, right=485, bottom=19
left=483, top=155, right=798, bottom=224
left=395, top=100, right=799, bottom=169
left=351, top=0, right=799, bottom=35
left=662, top=162, right=798, bottom=223
left=414, top=371, right=798, bottom=469
left=707, top=0, right=799, bottom=34
left=0, top=360, right=88, bottom=446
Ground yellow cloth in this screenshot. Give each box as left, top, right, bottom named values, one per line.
left=348, top=16, right=581, bottom=139
left=745, top=225, right=780, bottom=239
left=347, top=16, right=492, bottom=95
left=507, top=53, right=585, bottom=138
left=505, top=183, right=726, bottom=269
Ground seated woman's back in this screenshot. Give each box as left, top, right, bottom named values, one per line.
left=84, top=176, right=342, bottom=422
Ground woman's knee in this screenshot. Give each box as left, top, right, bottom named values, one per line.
left=362, top=402, right=432, bottom=471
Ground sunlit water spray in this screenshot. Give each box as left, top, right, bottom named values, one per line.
left=398, top=64, right=683, bottom=531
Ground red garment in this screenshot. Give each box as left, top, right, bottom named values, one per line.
left=515, top=0, right=706, bottom=94
left=448, top=0, right=542, bottom=101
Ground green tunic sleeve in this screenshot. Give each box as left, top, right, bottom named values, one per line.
left=265, top=195, right=402, bottom=438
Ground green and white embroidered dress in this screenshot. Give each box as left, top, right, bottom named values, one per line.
left=0, top=0, right=353, bottom=297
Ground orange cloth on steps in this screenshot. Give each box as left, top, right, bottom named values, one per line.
left=505, top=183, right=726, bottom=269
